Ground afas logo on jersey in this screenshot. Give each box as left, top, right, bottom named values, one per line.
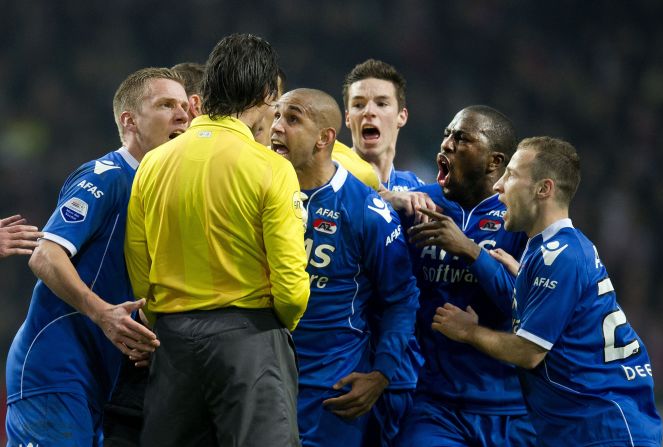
left=479, top=218, right=501, bottom=231
left=76, top=180, right=104, bottom=199
left=313, top=219, right=337, bottom=234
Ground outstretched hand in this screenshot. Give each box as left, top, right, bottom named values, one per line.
left=408, top=208, right=481, bottom=261
left=94, top=298, right=160, bottom=357
left=489, top=248, right=520, bottom=276
left=380, top=190, right=438, bottom=224
left=0, top=214, right=43, bottom=258
left=322, top=371, right=389, bottom=419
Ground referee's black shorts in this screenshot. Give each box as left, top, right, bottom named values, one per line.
left=141, top=307, right=300, bottom=447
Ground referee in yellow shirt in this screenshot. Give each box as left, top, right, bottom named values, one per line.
left=124, top=34, right=309, bottom=447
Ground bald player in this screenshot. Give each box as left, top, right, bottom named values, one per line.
left=270, top=89, right=419, bottom=447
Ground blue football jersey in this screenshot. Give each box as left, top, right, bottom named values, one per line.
left=371, top=167, right=426, bottom=390
left=293, top=164, right=419, bottom=388
left=382, top=166, right=425, bottom=192
left=6, top=147, right=138, bottom=413
left=513, top=219, right=662, bottom=447
left=411, top=184, right=529, bottom=414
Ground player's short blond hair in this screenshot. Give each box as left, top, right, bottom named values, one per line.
left=112, top=67, right=183, bottom=143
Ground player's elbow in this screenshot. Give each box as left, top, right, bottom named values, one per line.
left=28, top=243, right=48, bottom=277
left=518, top=351, right=547, bottom=370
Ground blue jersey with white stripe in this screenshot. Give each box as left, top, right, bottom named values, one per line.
left=411, top=184, right=529, bottom=414
left=513, top=219, right=662, bottom=446
left=6, top=147, right=138, bottom=413
left=293, top=164, right=419, bottom=388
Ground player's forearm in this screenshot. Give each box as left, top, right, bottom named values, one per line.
left=374, top=296, right=417, bottom=381
left=466, top=325, right=547, bottom=369
left=469, top=250, right=516, bottom=316
left=29, top=240, right=111, bottom=320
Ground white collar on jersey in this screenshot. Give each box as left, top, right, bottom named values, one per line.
left=541, top=218, right=574, bottom=242
left=116, top=146, right=139, bottom=170
left=329, top=161, right=349, bottom=192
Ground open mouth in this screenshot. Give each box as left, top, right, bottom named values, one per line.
left=437, top=153, right=451, bottom=187
left=361, top=124, right=380, bottom=141
left=271, top=140, right=289, bottom=156
left=169, top=129, right=185, bottom=139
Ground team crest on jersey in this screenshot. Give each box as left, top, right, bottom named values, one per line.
left=94, top=160, right=121, bottom=175
left=479, top=218, right=501, bottom=231
left=313, top=219, right=337, bottom=234
left=60, top=197, right=88, bottom=223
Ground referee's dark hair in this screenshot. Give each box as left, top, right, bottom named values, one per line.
left=202, top=34, right=279, bottom=119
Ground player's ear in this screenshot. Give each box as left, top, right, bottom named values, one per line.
left=344, top=110, right=351, bottom=129
left=189, top=94, right=203, bottom=118
left=316, top=127, right=336, bottom=150
left=120, top=111, right=136, bottom=132
left=397, top=107, right=408, bottom=128
left=536, top=178, right=554, bottom=199
left=487, top=152, right=506, bottom=173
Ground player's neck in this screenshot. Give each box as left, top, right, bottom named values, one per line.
left=527, top=205, right=569, bottom=239
left=297, top=160, right=337, bottom=191
left=359, top=149, right=394, bottom=184
left=125, top=140, right=149, bottom=163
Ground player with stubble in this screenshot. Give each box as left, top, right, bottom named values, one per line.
left=5, top=67, right=188, bottom=446
left=435, top=136, right=662, bottom=446
left=270, top=88, right=419, bottom=447
left=396, top=106, right=537, bottom=446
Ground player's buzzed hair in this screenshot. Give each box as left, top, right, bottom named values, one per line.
left=290, top=88, right=342, bottom=134
left=519, top=136, right=581, bottom=206
left=113, top=67, right=184, bottom=143
left=342, top=59, right=406, bottom=110
left=464, top=105, right=517, bottom=161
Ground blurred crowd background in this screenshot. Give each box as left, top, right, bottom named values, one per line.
left=1, top=0, right=662, bottom=432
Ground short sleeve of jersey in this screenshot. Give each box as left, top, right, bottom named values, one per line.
left=517, top=243, right=582, bottom=350
left=42, top=165, right=120, bottom=257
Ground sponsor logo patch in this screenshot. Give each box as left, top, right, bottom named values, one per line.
left=479, top=219, right=501, bottom=231
left=313, top=219, right=337, bottom=234
left=60, top=197, right=88, bottom=223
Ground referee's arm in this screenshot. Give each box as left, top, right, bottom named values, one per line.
left=262, top=164, right=310, bottom=331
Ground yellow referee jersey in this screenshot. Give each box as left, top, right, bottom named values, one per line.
left=331, top=140, right=380, bottom=190
left=125, top=115, right=309, bottom=331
